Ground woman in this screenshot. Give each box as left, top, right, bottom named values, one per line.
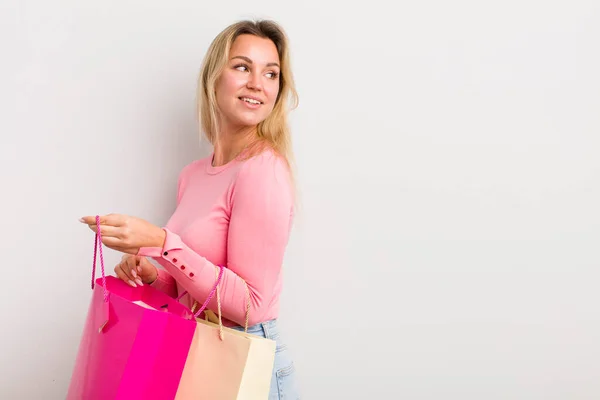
left=80, top=19, right=300, bottom=399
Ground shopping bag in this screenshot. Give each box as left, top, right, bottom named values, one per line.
left=67, top=216, right=223, bottom=400
left=174, top=270, right=277, bottom=399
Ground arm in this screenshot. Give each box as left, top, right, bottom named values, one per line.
left=139, top=154, right=293, bottom=326
left=146, top=164, right=194, bottom=298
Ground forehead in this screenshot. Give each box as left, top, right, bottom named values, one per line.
left=230, top=34, right=280, bottom=65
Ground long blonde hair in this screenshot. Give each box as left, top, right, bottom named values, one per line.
left=197, top=20, right=299, bottom=177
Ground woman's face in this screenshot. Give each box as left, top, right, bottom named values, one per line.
left=215, top=34, right=281, bottom=132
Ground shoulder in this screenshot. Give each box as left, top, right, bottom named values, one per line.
left=175, top=156, right=211, bottom=198
left=232, top=149, right=293, bottom=205
left=237, top=149, right=292, bottom=188
left=229, top=149, right=295, bottom=225
left=178, top=156, right=210, bottom=181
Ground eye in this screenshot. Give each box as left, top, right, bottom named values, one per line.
left=234, top=64, right=249, bottom=72
left=266, top=71, right=279, bottom=79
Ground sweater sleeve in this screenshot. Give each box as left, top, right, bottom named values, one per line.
left=138, top=154, right=293, bottom=326
left=148, top=267, right=177, bottom=298
left=145, top=164, right=192, bottom=298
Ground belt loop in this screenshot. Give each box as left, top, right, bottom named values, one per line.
left=261, top=322, right=270, bottom=339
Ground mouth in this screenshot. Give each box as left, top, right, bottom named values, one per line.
left=238, top=97, right=263, bottom=106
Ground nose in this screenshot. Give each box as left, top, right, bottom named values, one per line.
left=246, top=71, right=263, bottom=91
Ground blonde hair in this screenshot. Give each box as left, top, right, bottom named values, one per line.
left=197, top=20, right=299, bottom=176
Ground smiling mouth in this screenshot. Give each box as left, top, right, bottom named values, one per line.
left=239, top=97, right=263, bottom=105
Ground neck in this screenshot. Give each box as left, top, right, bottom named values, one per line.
left=212, top=125, right=257, bottom=167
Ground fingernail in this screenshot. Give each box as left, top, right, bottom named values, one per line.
left=137, top=266, right=142, bottom=273
left=128, top=280, right=137, bottom=287
left=131, top=269, right=138, bottom=278
left=135, top=278, right=143, bottom=286
left=79, top=218, right=84, bottom=223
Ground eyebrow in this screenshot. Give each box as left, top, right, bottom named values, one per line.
left=231, top=55, right=280, bottom=68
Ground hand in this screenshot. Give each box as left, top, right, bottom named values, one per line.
left=80, top=213, right=166, bottom=254
left=115, top=254, right=158, bottom=287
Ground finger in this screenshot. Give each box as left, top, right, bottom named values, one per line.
left=80, top=215, right=109, bottom=225
left=124, top=256, right=136, bottom=277
left=114, top=264, right=136, bottom=287
left=89, top=225, right=123, bottom=238
left=125, top=256, right=143, bottom=286
left=117, top=260, right=135, bottom=281
left=79, top=216, right=96, bottom=225
left=101, top=236, right=127, bottom=249
left=114, top=264, right=137, bottom=287
left=80, top=214, right=123, bottom=227
left=103, top=213, right=124, bottom=227
left=102, top=241, right=139, bottom=255
left=137, top=256, right=148, bottom=274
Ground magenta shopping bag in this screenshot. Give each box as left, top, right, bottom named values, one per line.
left=67, top=216, right=222, bottom=400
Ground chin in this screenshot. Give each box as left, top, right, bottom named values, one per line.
left=233, top=114, right=268, bottom=127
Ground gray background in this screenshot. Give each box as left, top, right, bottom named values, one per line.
left=1, top=1, right=599, bottom=398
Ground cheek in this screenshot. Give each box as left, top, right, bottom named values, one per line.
left=217, top=74, right=241, bottom=98
left=265, top=82, right=280, bottom=104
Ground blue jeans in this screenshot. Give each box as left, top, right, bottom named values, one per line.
left=231, top=319, right=300, bottom=400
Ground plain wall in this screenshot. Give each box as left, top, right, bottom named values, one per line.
left=2, top=1, right=599, bottom=398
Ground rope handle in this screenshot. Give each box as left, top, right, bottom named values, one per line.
left=176, top=265, right=224, bottom=318
left=91, top=215, right=109, bottom=302
left=91, top=215, right=110, bottom=332
left=197, top=269, right=251, bottom=339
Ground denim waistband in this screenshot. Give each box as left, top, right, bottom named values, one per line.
left=231, top=318, right=278, bottom=338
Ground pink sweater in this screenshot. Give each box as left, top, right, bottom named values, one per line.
left=137, top=149, right=294, bottom=327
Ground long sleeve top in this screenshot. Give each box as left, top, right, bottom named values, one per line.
left=137, top=149, right=294, bottom=327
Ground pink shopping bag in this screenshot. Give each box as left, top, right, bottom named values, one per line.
left=67, top=216, right=223, bottom=400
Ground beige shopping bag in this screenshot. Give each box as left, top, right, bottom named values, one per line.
left=175, top=272, right=276, bottom=400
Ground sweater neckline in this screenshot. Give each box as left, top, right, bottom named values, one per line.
left=205, top=152, right=240, bottom=175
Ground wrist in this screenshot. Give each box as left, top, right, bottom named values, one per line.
left=152, top=226, right=166, bottom=248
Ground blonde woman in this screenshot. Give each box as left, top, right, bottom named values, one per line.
left=81, top=19, right=300, bottom=399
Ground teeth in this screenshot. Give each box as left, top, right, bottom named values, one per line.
left=242, top=97, right=261, bottom=105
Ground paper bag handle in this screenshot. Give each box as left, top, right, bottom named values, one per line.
left=91, top=216, right=109, bottom=301
left=91, top=215, right=110, bottom=332
left=204, top=269, right=251, bottom=340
